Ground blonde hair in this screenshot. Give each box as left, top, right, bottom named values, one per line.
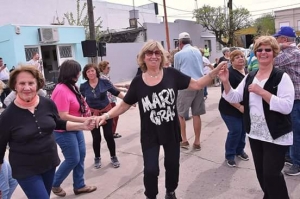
left=253, top=36, right=280, bottom=57
left=137, top=40, right=166, bottom=72
left=98, top=60, right=109, bottom=72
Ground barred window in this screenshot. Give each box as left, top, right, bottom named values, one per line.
left=59, top=46, right=72, bottom=58
left=25, top=47, right=39, bottom=61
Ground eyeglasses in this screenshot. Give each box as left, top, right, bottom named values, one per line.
left=91, top=89, right=97, bottom=98
left=256, top=48, right=272, bottom=53
left=145, top=50, right=162, bottom=57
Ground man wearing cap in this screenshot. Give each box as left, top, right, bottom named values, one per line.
left=174, top=32, right=205, bottom=150
left=274, top=26, right=300, bottom=176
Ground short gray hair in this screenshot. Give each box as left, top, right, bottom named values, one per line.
left=222, top=47, right=230, bottom=55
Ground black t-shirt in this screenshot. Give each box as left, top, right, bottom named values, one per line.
left=0, top=97, right=66, bottom=179
left=124, top=67, right=191, bottom=150
left=218, top=56, right=229, bottom=64
left=218, top=66, right=245, bottom=117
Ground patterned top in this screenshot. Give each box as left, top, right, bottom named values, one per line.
left=100, top=73, right=117, bottom=103
left=223, top=73, right=294, bottom=145
left=274, top=44, right=300, bottom=100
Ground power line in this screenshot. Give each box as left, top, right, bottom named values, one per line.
left=249, top=3, right=300, bottom=12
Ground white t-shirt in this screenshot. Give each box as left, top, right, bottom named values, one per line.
left=202, top=57, right=211, bottom=75
left=0, top=66, right=9, bottom=81
left=27, top=59, right=41, bottom=71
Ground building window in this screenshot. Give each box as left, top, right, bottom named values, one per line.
left=25, top=47, right=39, bottom=61
left=279, top=22, right=290, bottom=27
left=59, top=46, right=72, bottom=58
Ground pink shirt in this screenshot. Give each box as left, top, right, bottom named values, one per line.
left=51, top=84, right=81, bottom=117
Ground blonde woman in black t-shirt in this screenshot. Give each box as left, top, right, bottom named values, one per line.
left=94, top=40, right=227, bottom=199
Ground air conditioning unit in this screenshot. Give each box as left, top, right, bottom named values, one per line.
left=38, top=28, right=59, bottom=43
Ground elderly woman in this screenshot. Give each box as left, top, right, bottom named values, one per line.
left=80, top=63, right=124, bottom=169
left=95, top=40, right=227, bottom=199
left=51, top=60, right=97, bottom=197
left=219, top=36, right=294, bottom=199
left=218, top=50, right=249, bottom=167
left=0, top=66, right=95, bottom=199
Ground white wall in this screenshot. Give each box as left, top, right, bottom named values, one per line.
left=99, top=43, right=144, bottom=83
left=145, top=20, right=222, bottom=62
left=0, top=0, right=159, bottom=30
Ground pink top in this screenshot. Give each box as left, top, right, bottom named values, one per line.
left=51, top=83, right=81, bottom=117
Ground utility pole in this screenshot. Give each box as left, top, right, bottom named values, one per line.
left=163, top=0, right=170, bottom=51
left=228, top=0, right=233, bottom=47
left=87, top=0, right=97, bottom=64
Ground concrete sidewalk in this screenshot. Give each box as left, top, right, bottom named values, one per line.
left=10, top=86, right=300, bottom=199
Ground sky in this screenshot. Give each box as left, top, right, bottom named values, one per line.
left=104, top=0, right=300, bottom=21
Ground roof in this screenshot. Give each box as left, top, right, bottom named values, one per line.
left=235, top=27, right=257, bottom=35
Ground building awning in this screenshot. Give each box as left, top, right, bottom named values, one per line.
left=235, top=27, right=257, bottom=35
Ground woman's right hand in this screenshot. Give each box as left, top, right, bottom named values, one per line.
left=218, top=64, right=229, bottom=83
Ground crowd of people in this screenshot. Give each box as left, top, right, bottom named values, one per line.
left=0, top=26, right=300, bottom=199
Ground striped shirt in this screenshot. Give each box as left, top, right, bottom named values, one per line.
left=274, top=45, right=300, bottom=100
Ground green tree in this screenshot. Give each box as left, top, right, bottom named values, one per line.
left=193, top=5, right=252, bottom=47
left=254, top=14, right=275, bottom=36
left=64, top=0, right=102, bottom=41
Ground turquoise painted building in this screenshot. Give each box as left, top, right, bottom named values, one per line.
left=0, top=24, right=87, bottom=83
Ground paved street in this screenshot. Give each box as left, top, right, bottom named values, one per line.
left=9, top=85, right=300, bottom=199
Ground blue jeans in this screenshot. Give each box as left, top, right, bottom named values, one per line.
left=52, top=131, right=86, bottom=189
left=221, top=113, right=246, bottom=160
left=17, top=167, right=55, bottom=199
left=142, top=141, right=180, bottom=198
left=0, top=160, right=18, bottom=199
left=290, top=100, right=300, bottom=166
left=204, top=86, right=208, bottom=97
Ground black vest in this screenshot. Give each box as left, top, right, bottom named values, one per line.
left=243, top=68, right=292, bottom=139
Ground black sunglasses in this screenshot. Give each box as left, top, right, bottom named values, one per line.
left=256, top=48, right=272, bottom=53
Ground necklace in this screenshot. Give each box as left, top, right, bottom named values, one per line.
left=146, top=70, right=161, bottom=78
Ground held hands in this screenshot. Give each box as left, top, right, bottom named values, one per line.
left=218, top=62, right=230, bottom=83
left=83, top=117, right=97, bottom=130
left=95, top=115, right=106, bottom=128
left=238, top=105, right=244, bottom=113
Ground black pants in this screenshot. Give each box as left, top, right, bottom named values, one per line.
left=249, top=138, right=289, bottom=199
left=142, top=141, right=180, bottom=199
left=91, top=119, right=116, bottom=157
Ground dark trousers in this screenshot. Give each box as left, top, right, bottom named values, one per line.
left=249, top=138, right=289, bottom=199
left=17, top=167, right=55, bottom=199
left=142, top=141, right=180, bottom=199
left=91, top=119, right=116, bottom=157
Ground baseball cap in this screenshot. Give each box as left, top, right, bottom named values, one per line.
left=178, top=32, right=190, bottom=39
left=273, top=26, right=296, bottom=38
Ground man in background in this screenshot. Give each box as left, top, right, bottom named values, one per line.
left=174, top=32, right=205, bottom=151
left=274, top=26, right=300, bottom=176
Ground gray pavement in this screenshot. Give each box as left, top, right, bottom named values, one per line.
left=8, top=86, right=300, bottom=199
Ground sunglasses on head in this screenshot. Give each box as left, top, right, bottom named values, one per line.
left=256, top=48, right=272, bottom=53
left=145, top=50, right=162, bottom=56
